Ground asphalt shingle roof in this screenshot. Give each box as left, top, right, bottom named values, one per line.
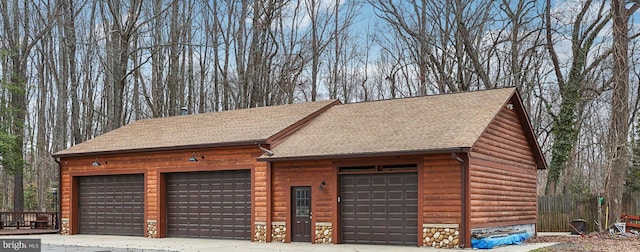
left=53, top=99, right=338, bottom=157
left=262, top=88, right=517, bottom=160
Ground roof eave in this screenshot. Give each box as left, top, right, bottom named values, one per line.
left=51, top=139, right=268, bottom=159
left=257, top=147, right=472, bottom=162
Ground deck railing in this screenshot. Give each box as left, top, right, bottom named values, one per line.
left=0, top=212, right=57, bottom=230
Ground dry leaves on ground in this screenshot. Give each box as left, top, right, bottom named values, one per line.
left=527, top=233, right=640, bottom=252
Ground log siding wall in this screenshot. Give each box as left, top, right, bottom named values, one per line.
left=270, top=160, right=335, bottom=243
left=422, top=154, right=462, bottom=224
left=59, top=145, right=265, bottom=237
left=254, top=161, right=269, bottom=222
left=469, top=105, right=538, bottom=229
left=270, top=156, right=462, bottom=246
left=270, top=160, right=334, bottom=223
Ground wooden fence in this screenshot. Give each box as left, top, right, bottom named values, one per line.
left=537, top=192, right=640, bottom=232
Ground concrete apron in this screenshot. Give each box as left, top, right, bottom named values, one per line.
left=2, top=234, right=556, bottom=252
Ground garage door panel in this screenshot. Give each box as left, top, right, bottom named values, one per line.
left=167, top=170, right=251, bottom=240
left=78, top=174, right=144, bottom=236
left=341, top=173, right=418, bottom=246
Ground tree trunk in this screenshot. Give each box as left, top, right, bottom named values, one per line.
left=35, top=48, right=48, bottom=211
left=9, top=56, right=26, bottom=212
left=605, top=0, right=634, bottom=228
left=167, top=0, right=180, bottom=116
left=151, top=0, right=164, bottom=117
left=103, top=0, right=141, bottom=130
left=64, top=0, right=82, bottom=145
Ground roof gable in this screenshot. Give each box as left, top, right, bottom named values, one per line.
left=53, top=99, right=339, bottom=157
left=262, top=88, right=522, bottom=160
left=494, top=91, right=547, bottom=169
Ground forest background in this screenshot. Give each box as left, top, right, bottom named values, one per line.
left=1, top=0, right=640, bottom=227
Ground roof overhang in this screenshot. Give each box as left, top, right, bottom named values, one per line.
left=257, top=147, right=472, bottom=162
left=52, top=140, right=267, bottom=159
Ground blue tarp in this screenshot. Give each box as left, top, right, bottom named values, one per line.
left=471, top=232, right=531, bottom=249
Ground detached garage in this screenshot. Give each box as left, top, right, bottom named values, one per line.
left=53, top=88, right=544, bottom=250
left=260, top=88, right=546, bottom=248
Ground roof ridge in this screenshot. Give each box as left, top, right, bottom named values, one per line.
left=134, top=99, right=339, bottom=122
left=340, top=87, right=516, bottom=106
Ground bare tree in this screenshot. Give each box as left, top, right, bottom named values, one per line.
left=325, top=0, right=360, bottom=102
left=604, top=0, right=639, bottom=228
left=100, top=1, right=143, bottom=132
left=0, top=0, right=57, bottom=211
left=166, top=0, right=181, bottom=116
left=544, top=0, right=613, bottom=195
left=370, top=0, right=504, bottom=95
left=369, top=0, right=433, bottom=94
left=305, top=0, right=336, bottom=101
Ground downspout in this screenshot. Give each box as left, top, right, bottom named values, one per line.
left=266, top=161, right=272, bottom=242
left=53, top=156, right=62, bottom=233
left=452, top=150, right=470, bottom=248
left=258, top=143, right=273, bottom=242
left=258, top=144, right=274, bottom=156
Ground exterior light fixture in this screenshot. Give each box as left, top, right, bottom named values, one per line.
left=319, top=180, right=326, bottom=190
left=188, top=152, right=203, bottom=162
left=92, top=159, right=101, bottom=166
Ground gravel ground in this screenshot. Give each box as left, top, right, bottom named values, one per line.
left=528, top=233, right=640, bottom=252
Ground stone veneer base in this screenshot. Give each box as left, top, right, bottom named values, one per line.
left=60, top=218, right=70, bottom=235
left=422, top=224, right=460, bottom=249
left=254, top=222, right=267, bottom=242
left=146, top=220, right=158, bottom=238
left=271, top=222, right=286, bottom=242
left=314, top=222, right=332, bottom=244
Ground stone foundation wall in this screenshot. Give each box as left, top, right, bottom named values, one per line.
left=60, top=218, right=70, bottom=235
left=147, top=220, right=157, bottom=238
left=271, top=222, right=286, bottom=242
left=314, top=222, right=332, bottom=244
left=254, top=222, right=267, bottom=242
left=423, top=224, right=460, bottom=249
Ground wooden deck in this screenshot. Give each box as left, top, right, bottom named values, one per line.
left=0, top=212, right=58, bottom=236
left=0, top=228, right=59, bottom=236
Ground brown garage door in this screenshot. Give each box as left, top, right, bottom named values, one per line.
left=78, top=174, right=145, bottom=236
left=166, top=170, right=251, bottom=239
left=340, top=172, right=418, bottom=245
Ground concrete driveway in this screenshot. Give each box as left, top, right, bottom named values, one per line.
left=2, top=234, right=556, bottom=252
